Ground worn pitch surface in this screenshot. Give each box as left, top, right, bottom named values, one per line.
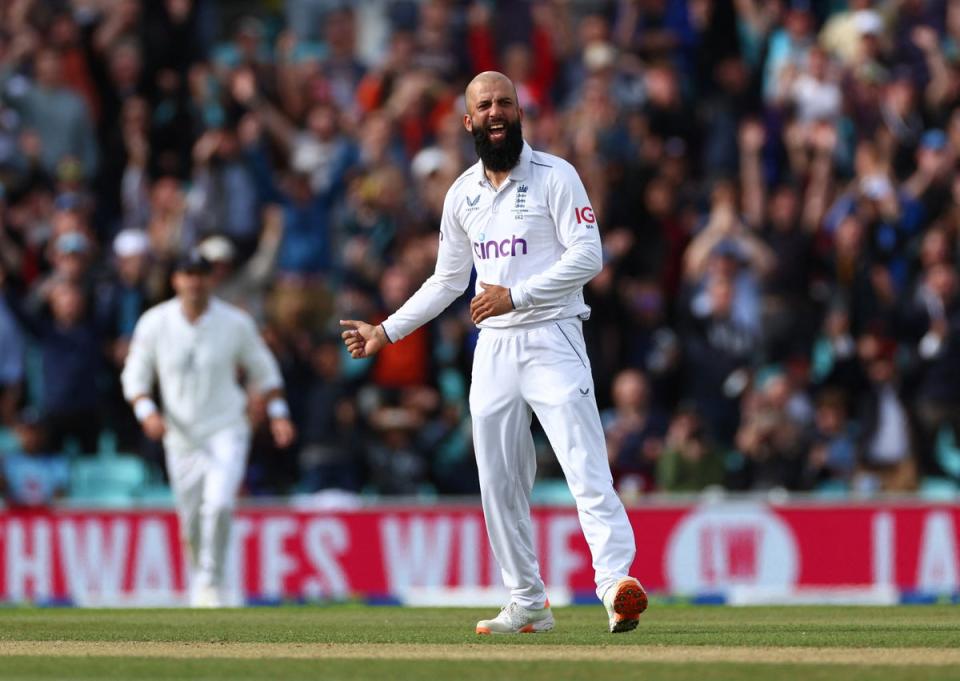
left=0, top=605, right=956, bottom=680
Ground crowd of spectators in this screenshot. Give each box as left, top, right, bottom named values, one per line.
left=1, top=0, right=960, bottom=507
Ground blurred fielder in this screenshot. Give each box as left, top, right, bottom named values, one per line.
left=122, top=252, right=295, bottom=607
left=341, top=72, right=646, bottom=634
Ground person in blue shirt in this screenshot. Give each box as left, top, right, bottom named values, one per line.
left=0, top=410, right=69, bottom=508
left=4, top=276, right=104, bottom=454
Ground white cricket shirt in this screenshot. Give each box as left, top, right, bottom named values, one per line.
left=382, top=142, right=602, bottom=341
left=121, top=297, right=283, bottom=448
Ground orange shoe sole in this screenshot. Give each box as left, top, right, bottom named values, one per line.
left=476, top=601, right=552, bottom=635
left=475, top=624, right=537, bottom=635
left=611, top=578, right=648, bottom=633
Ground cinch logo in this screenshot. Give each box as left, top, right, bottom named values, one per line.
left=474, top=235, right=528, bottom=260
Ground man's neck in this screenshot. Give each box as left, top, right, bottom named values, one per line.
left=180, top=299, right=209, bottom=323
left=484, top=166, right=511, bottom=190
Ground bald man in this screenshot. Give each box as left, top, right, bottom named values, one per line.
left=341, top=72, right=645, bottom=634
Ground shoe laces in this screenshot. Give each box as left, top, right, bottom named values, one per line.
left=499, top=602, right=532, bottom=628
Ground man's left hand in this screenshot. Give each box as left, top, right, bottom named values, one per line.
left=470, top=282, right=513, bottom=324
left=270, top=417, right=296, bottom=449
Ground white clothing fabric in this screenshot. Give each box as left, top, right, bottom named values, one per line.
left=121, top=296, right=284, bottom=601
left=381, top=142, right=602, bottom=342
left=470, top=319, right=636, bottom=606
left=121, top=297, right=283, bottom=450
left=869, top=384, right=911, bottom=465
left=165, top=423, right=250, bottom=593
left=378, top=140, right=635, bottom=606
left=790, top=74, right=842, bottom=123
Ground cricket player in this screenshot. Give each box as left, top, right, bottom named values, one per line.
left=341, top=72, right=646, bottom=634
left=122, top=252, right=295, bottom=607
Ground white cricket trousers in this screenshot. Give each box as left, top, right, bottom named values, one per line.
left=469, top=318, right=636, bottom=608
left=165, top=423, right=250, bottom=594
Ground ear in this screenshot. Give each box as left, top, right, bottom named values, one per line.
left=518, top=106, right=524, bottom=123
left=463, top=113, right=473, bottom=133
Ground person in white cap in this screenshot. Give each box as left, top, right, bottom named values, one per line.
left=820, top=2, right=884, bottom=66
left=122, top=251, right=295, bottom=607
left=340, top=72, right=646, bottom=634
left=195, top=206, right=284, bottom=322
left=100, top=229, right=162, bottom=452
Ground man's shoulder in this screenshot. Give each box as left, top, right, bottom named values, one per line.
left=139, top=299, right=176, bottom=326
left=210, top=298, right=257, bottom=329
left=447, top=162, right=482, bottom=196
left=528, top=148, right=578, bottom=181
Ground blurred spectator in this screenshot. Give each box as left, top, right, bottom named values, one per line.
left=371, top=265, right=432, bottom=389
left=735, top=367, right=811, bottom=490
left=188, top=128, right=261, bottom=256
left=901, top=262, right=960, bottom=478
left=4, top=277, right=103, bottom=454
left=802, top=388, right=858, bottom=490
left=855, top=335, right=918, bottom=492
left=467, top=2, right=557, bottom=112
left=298, top=336, right=365, bottom=493
left=0, top=284, right=23, bottom=426
left=820, top=4, right=885, bottom=67
left=420, top=368, right=475, bottom=495
left=684, top=182, right=774, bottom=336
left=234, top=68, right=356, bottom=277
left=602, top=368, right=668, bottom=494
left=656, top=404, right=723, bottom=492
left=758, top=183, right=817, bottom=359
left=196, top=205, right=284, bottom=322
left=365, top=403, right=428, bottom=495
left=763, top=6, right=815, bottom=103
left=0, top=410, right=68, bottom=507
left=96, top=228, right=163, bottom=452
left=4, top=47, right=99, bottom=179
left=781, top=46, right=842, bottom=125
left=682, top=275, right=755, bottom=447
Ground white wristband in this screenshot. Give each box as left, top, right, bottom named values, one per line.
left=919, top=331, right=943, bottom=359
left=133, top=398, right=158, bottom=422
left=267, top=397, right=290, bottom=420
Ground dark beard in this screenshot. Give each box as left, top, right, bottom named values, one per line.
left=472, top=118, right=524, bottom=172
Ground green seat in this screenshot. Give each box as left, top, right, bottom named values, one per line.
left=97, top=429, right=119, bottom=457
left=531, top=479, right=575, bottom=506
left=919, top=477, right=959, bottom=502
left=69, top=455, right=148, bottom=507
left=935, top=427, right=960, bottom=479
left=0, top=427, right=19, bottom=455
left=813, top=479, right=850, bottom=499
left=136, top=483, right=174, bottom=506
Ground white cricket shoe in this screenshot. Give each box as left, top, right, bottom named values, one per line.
left=602, top=577, right=648, bottom=633
left=476, top=601, right=555, bottom=634
left=192, top=584, right=223, bottom=608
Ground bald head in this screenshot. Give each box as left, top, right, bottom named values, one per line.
left=465, top=71, right=518, bottom=113
left=464, top=71, right=524, bottom=173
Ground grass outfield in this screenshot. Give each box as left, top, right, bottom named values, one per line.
left=0, top=605, right=957, bottom=680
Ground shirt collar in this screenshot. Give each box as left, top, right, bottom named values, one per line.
left=508, top=141, right=533, bottom=182
left=178, top=297, right=217, bottom=326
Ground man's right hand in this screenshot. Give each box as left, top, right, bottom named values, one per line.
left=142, top=413, right=166, bottom=441
left=340, top=320, right=388, bottom=359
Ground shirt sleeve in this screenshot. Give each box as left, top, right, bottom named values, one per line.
left=381, top=188, right=474, bottom=342
left=236, top=314, right=284, bottom=394
left=510, top=162, right=603, bottom=309
left=120, top=311, right=157, bottom=402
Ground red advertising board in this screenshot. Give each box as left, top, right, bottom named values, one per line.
left=0, top=502, right=957, bottom=605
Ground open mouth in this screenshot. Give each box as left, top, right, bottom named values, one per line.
left=487, top=122, right=506, bottom=142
